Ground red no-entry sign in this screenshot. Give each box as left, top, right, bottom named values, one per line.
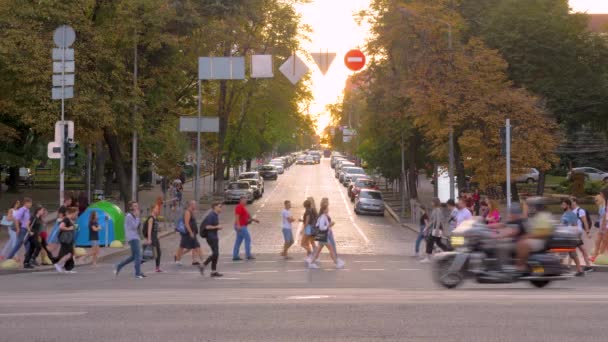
left=344, top=49, right=366, bottom=72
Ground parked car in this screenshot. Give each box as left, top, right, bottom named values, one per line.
left=269, top=161, right=284, bottom=174
left=341, top=166, right=366, bottom=186
left=259, top=165, right=279, bottom=180
left=240, top=178, right=263, bottom=199
left=238, top=171, right=264, bottom=193
left=515, top=168, right=539, bottom=184
left=331, top=156, right=347, bottom=169
left=296, top=155, right=307, bottom=165
left=224, top=181, right=255, bottom=204
left=19, top=167, right=34, bottom=187
left=354, top=189, right=385, bottom=216
left=304, top=156, right=315, bottom=165
left=349, top=178, right=378, bottom=202
left=568, top=167, right=608, bottom=182
left=335, top=160, right=355, bottom=178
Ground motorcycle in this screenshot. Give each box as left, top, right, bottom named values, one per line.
left=433, top=219, right=578, bottom=289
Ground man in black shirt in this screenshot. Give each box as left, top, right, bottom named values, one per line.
left=199, top=202, right=224, bottom=277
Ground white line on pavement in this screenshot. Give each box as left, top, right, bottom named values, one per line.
left=336, top=177, right=370, bottom=244
left=354, top=261, right=377, bottom=263
left=286, top=269, right=307, bottom=272
left=0, top=312, right=87, bottom=317
left=250, top=270, right=279, bottom=273
left=361, top=269, right=385, bottom=271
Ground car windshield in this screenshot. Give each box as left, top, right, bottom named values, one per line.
left=360, top=191, right=382, bottom=200
left=347, top=168, right=365, bottom=174
left=228, top=183, right=249, bottom=190
left=244, top=180, right=258, bottom=186
left=239, top=173, right=257, bottom=179
left=260, top=166, right=275, bottom=171
left=357, top=180, right=375, bottom=187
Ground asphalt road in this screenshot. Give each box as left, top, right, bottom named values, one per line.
left=1, top=158, right=607, bottom=342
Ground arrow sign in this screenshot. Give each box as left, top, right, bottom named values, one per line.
left=279, top=54, right=309, bottom=85
left=310, top=51, right=336, bottom=75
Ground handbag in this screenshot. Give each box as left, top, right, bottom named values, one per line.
left=59, top=230, right=74, bottom=244
left=142, top=245, right=154, bottom=261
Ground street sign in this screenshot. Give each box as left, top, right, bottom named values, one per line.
left=53, top=25, right=76, bottom=48
left=343, top=128, right=356, bottom=136
left=52, top=74, right=75, bottom=87
left=311, top=51, right=336, bottom=75
left=198, top=57, right=245, bottom=80
left=52, top=48, right=74, bottom=61
left=53, top=61, right=75, bottom=73
left=47, top=141, right=61, bottom=159
left=52, top=87, right=74, bottom=100
left=279, top=54, right=309, bottom=85
left=344, top=49, right=366, bottom=72
left=179, top=117, right=220, bottom=133
left=251, top=55, right=274, bottom=78
left=343, top=136, right=352, bottom=143
left=54, top=121, right=74, bottom=142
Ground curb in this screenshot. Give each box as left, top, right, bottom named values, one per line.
left=385, top=203, right=418, bottom=234
left=0, top=230, right=176, bottom=275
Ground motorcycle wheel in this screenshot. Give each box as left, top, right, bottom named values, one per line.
left=434, top=256, right=464, bottom=289
left=530, top=280, right=550, bottom=288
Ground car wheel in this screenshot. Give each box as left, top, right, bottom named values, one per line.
left=526, top=178, right=535, bottom=184
left=354, top=209, right=360, bottom=215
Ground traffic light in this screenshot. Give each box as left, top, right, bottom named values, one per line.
left=65, top=138, right=78, bottom=167
left=499, top=127, right=506, bottom=156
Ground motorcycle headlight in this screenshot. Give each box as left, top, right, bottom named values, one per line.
left=450, top=236, right=465, bottom=247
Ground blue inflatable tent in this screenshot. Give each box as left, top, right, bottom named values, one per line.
left=75, top=208, right=117, bottom=247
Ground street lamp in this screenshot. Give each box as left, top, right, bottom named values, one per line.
left=397, top=6, right=456, bottom=200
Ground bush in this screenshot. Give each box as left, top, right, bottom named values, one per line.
left=585, top=181, right=604, bottom=195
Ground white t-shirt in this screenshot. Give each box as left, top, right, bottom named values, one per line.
left=572, top=207, right=586, bottom=233
left=455, top=208, right=473, bottom=227
left=316, top=214, right=330, bottom=231
left=282, top=209, right=292, bottom=229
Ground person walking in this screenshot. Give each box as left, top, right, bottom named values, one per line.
left=299, top=198, right=317, bottom=259
left=175, top=200, right=202, bottom=266
left=591, top=193, right=607, bottom=262
left=307, top=202, right=344, bottom=269
left=7, top=198, right=33, bottom=260
left=414, top=205, right=429, bottom=258
left=233, top=196, right=259, bottom=261
left=87, top=211, right=101, bottom=267
left=199, top=202, right=224, bottom=277
left=114, top=201, right=145, bottom=279
left=144, top=204, right=163, bottom=273
left=570, top=197, right=593, bottom=272
left=280, top=200, right=296, bottom=259
left=48, top=198, right=73, bottom=256
left=23, top=206, right=46, bottom=269
left=52, top=207, right=78, bottom=274
left=320, top=198, right=338, bottom=256
left=420, top=198, right=451, bottom=263
left=0, top=200, right=20, bottom=260
left=560, top=198, right=585, bottom=276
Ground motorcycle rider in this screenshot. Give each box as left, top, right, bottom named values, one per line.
left=515, top=197, right=555, bottom=274
left=491, top=205, right=528, bottom=273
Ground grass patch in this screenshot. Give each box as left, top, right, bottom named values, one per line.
left=545, top=175, right=566, bottom=187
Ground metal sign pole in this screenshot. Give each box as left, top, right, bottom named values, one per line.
left=506, top=119, right=512, bottom=210
left=59, top=29, right=66, bottom=206
left=105, top=215, right=109, bottom=248
left=195, top=80, right=202, bottom=202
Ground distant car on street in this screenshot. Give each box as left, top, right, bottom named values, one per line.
left=515, top=168, right=539, bottom=184
left=240, top=178, right=263, bottom=199
left=354, top=189, right=385, bottom=216
left=259, top=165, right=279, bottom=180
left=335, top=160, right=355, bottom=178
left=238, top=171, right=264, bottom=192
left=341, top=166, right=366, bottom=186
left=568, top=167, right=608, bottom=182
left=269, top=161, right=284, bottom=174
left=304, top=156, right=315, bottom=165
left=224, top=181, right=255, bottom=204
left=349, top=178, right=378, bottom=202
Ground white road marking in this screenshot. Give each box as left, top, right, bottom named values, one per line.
left=354, top=260, right=377, bottom=263
left=361, top=269, right=385, bottom=271
left=286, top=269, right=307, bottom=272
left=253, top=260, right=277, bottom=263
left=216, top=277, right=241, bottom=280
left=335, top=177, right=370, bottom=244
left=250, top=270, right=279, bottom=273
left=286, top=295, right=333, bottom=300
left=0, top=311, right=87, bottom=317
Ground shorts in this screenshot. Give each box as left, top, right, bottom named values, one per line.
left=526, top=239, right=546, bottom=252
left=180, top=233, right=200, bottom=250
left=304, top=225, right=313, bottom=236
left=90, top=240, right=99, bottom=247
left=282, top=229, right=293, bottom=243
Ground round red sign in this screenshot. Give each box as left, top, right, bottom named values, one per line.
left=344, top=49, right=366, bottom=72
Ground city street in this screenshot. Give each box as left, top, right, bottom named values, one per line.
left=2, top=159, right=608, bottom=341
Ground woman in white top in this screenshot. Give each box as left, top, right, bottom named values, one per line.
left=0, top=200, right=21, bottom=260
left=308, top=202, right=344, bottom=269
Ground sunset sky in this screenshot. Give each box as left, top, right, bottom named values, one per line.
left=294, top=0, right=608, bottom=133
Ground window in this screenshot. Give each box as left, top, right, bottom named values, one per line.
left=228, top=183, right=249, bottom=190
left=360, top=191, right=382, bottom=200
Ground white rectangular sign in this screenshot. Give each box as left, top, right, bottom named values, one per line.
left=52, top=74, right=75, bottom=87
left=52, top=48, right=75, bottom=61
left=47, top=141, right=61, bottom=159
left=179, top=117, right=220, bottom=133
left=251, top=55, right=273, bottom=78
left=343, top=128, right=356, bottom=136
left=53, top=61, right=75, bottom=73
left=54, top=120, right=74, bottom=142
left=52, top=87, right=74, bottom=100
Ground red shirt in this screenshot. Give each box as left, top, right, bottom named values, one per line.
left=235, top=203, right=250, bottom=227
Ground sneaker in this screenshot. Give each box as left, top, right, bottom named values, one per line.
left=233, top=257, right=243, bottom=261
left=192, top=262, right=201, bottom=266
left=31, top=260, right=40, bottom=266
left=23, top=263, right=34, bottom=269
left=246, top=255, right=256, bottom=260
left=575, top=271, right=585, bottom=277
left=336, top=259, right=345, bottom=269
left=305, top=256, right=313, bottom=264
left=199, top=264, right=206, bottom=276
left=175, top=261, right=183, bottom=266
left=154, top=268, right=165, bottom=273
left=412, top=253, right=420, bottom=258
left=113, top=266, right=119, bottom=277
left=419, top=257, right=431, bottom=264
left=584, top=266, right=594, bottom=273
left=135, top=274, right=145, bottom=279
left=54, top=264, right=65, bottom=273
left=308, top=263, right=320, bottom=269
left=210, top=272, right=223, bottom=278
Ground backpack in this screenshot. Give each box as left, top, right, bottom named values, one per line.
left=175, top=216, right=186, bottom=234
left=142, top=216, right=153, bottom=238
left=577, top=208, right=593, bottom=231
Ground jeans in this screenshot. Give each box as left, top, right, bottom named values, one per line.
left=328, top=230, right=337, bottom=256
left=204, top=238, right=219, bottom=271
left=1, top=228, right=17, bottom=258
left=415, top=225, right=426, bottom=254
left=116, top=239, right=142, bottom=276
left=7, top=229, right=27, bottom=259
left=233, top=226, right=252, bottom=258
left=152, top=237, right=161, bottom=268
left=24, top=233, right=41, bottom=265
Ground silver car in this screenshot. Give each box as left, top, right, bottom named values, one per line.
left=354, top=189, right=385, bottom=216
left=269, top=161, right=284, bottom=174
left=568, top=167, right=608, bottom=182
left=224, top=181, right=255, bottom=204
left=341, top=167, right=366, bottom=186
left=335, top=160, right=355, bottom=178
left=239, top=171, right=264, bottom=193
left=240, top=178, right=262, bottom=199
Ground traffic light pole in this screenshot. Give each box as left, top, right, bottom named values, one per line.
left=59, top=38, right=66, bottom=207
left=506, top=119, right=512, bottom=210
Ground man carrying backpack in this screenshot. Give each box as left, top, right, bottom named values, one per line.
left=571, top=197, right=593, bottom=272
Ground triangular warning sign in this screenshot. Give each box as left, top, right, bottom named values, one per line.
left=310, top=51, right=336, bottom=75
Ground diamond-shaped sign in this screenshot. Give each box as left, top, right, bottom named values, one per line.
left=310, top=52, right=336, bottom=75
left=279, top=55, right=309, bottom=85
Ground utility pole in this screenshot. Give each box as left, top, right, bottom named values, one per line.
left=131, top=30, right=138, bottom=202
left=401, top=133, right=406, bottom=220
left=194, top=80, right=202, bottom=203
left=506, top=119, right=512, bottom=210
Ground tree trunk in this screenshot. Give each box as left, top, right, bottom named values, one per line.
left=7, top=166, right=18, bottom=192
left=94, top=140, right=106, bottom=190
left=536, top=170, right=546, bottom=196
left=246, top=159, right=252, bottom=171
left=454, top=137, right=466, bottom=193
left=407, top=137, right=419, bottom=199
left=103, top=128, right=131, bottom=205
